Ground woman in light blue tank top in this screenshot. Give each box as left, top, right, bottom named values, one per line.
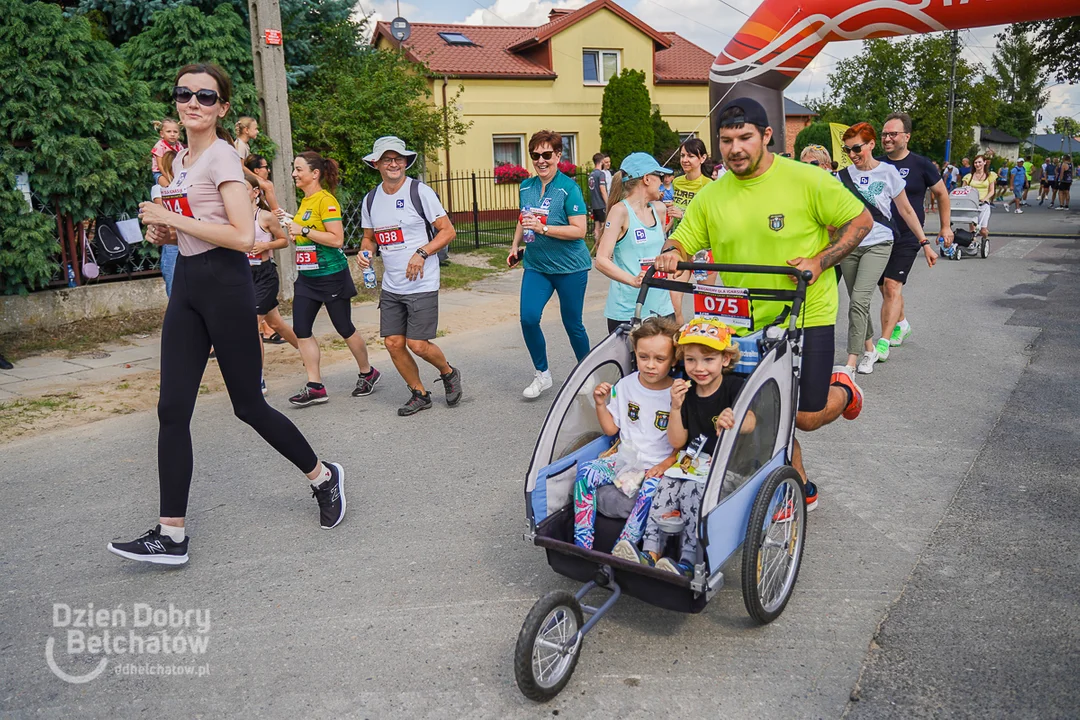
left=595, top=153, right=676, bottom=334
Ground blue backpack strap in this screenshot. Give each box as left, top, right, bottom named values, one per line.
left=409, top=177, right=436, bottom=241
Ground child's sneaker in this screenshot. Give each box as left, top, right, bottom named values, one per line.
left=655, top=558, right=694, bottom=578
left=611, top=539, right=655, bottom=567
left=805, top=481, right=818, bottom=511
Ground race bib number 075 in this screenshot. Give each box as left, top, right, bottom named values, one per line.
left=693, top=285, right=753, bottom=330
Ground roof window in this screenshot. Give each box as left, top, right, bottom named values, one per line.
left=438, top=32, right=475, bottom=46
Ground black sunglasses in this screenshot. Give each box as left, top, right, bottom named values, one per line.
left=808, top=160, right=820, bottom=166
left=843, top=143, right=866, bottom=155
left=530, top=150, right=555, bottom=161
left=172, top=86, right=221, bottom=107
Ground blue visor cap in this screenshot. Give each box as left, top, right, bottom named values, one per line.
left=620, top=152, right=674, bottom=179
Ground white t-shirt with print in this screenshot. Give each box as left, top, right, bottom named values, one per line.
left=844, top=163, right=906, bottom=247
left=606, top=372, right=675, bottom=466
left=361, top=178, right=448, bottom=295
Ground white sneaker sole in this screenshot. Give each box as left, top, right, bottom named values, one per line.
left=290, top=396, right=329, bottom=407
left=522, top=382, right=552, bottom=399
left=323, top=462, right=346, bottom=529
left=611, top=540, right=638, bottom=563
left=107, top=544, right=188, bottom=565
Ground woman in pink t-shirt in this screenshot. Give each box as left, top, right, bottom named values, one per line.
left=108, top=63, right=347, bottom=567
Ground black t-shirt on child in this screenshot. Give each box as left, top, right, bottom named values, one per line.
left=680, top=375, right=745, bottom=456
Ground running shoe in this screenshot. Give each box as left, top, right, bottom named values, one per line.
left=889, top=323, right=911, bottom=346
left=439, top=366, right=462, bottom=407
left=0, top=353, right=12, bottom=370
left=351, top=367, right=381, bottom=397
left=311, top=462, right=346, bottom=529
left=856, top=351, right=876, bottom=375
left=523, top=370, right=553, bottom=399
left=831, top=365, right=864, bottom=420
left=398, top=388, right=432, bottom=416
left=611, top=539, right=655, bottom=567
left=655, top=558, right=694, bottom=578
left=874, top=338, right=890, bottom=362
left=107, top=526, right=189, bottom=565
left=261, top=378, right=267, bottom=396
left=289, top=384, right=328, bottom=407
left=805, top=481, right=818, bottom=511
left=1015, top=208, right=1024, bottom=214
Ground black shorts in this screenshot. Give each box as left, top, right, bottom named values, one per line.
left=878, top=242, right=920, bottom=286
left=798, top=325, right=834, bottom=413
left=1049, top=180, right=1059, bottom=190
left=591, top=208, right=607, bottom=223
left=379, top=290, right=439, bottom=340
left=1041, top=179, right=1050, bottom=188
left=294, top=267, right=357, bottom=303
left=1059, top=181, right=1072, bottom=191
left=251, top=260, right=280, bottom=315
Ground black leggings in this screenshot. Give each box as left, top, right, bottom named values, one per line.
left=159, top=248, right=319, bottom=517
left=292, top=295, right=356, bottom=339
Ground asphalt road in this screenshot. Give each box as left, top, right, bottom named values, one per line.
left=1, top=231, right=1077, bottom=718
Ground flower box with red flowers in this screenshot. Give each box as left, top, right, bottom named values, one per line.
left=494, top=163, right=530, bottom=184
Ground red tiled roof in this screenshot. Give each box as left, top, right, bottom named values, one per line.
left=508, top=0, right=671, bottom=52
left=654, top=32, right=712, bottom=84
left=372, top=22, right=556, bottom=79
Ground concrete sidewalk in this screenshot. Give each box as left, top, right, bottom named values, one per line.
left=0, top=268, right=611, bottom=402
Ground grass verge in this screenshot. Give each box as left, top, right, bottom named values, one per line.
left=0, top=392, right=80, bottom=432
left=0, top=309, right=165, bottom=361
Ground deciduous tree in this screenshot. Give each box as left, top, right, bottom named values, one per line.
left=599, top=69, right=654, bottom=168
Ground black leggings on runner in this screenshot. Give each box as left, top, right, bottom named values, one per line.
left=158, top=248, right=318, bottom=517
left=291, top=295, right=356, bottom=339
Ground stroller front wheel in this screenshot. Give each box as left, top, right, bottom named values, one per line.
left=514, top=591, right=584, bottom=701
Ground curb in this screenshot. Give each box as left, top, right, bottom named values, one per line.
left=992, top=233, right=1080, bottom=239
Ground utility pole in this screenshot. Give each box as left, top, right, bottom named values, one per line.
left=944, top=29, right=958, bottom=164
left=248, top=0, right=297, bottom=298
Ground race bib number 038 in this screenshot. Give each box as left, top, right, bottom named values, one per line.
left=693, top=285, right=753, bottom=329
left=295, top=248, right=319, bottom=271
left=374, top=226, right=405, bottom=248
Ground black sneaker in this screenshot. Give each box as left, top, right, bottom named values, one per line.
left=107, top=526, right=189, bottom=565
left=439, top=366, right=462, bottom=407
left=290, top=384, right=328, bottom=407
left=311, top=462, right=346, bottom=529
left=352, top=367, right=381, bottom=397
left=398, top=388, right=432, bottom=416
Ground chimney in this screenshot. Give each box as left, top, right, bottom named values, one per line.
left=548, top=8, right=573, bottom=21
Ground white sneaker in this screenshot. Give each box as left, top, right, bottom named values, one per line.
left=856, top=351, right=877, bottom=374
left=523, top=370, right=553, bottom=399
left=1015, top=208, right=1023, bottom=214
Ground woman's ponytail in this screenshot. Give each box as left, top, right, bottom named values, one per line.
left=298, top=151, right=340, bottom=192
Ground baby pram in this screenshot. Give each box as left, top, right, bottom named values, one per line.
left=940, top=186, right=989, bottom=261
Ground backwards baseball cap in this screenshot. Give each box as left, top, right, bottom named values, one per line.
left=718, top=97, right=770, bottom=129
left=619, top=152, right=674, bottom=179
left=676, top=316, right=735, bottom=353
left=363, top=136, right=418, bottom=170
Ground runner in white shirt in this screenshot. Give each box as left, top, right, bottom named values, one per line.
left=358, top=136, right=462, bottom=416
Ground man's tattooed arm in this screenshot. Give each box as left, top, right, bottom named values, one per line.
left=815, top=208, right=872, bottom=270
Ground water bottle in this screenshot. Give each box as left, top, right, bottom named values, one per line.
left=522, top=210, right=535, bottom=244
left=66, top=263, right=76, bottom=288
left=361, top=251, right=377, bottom=289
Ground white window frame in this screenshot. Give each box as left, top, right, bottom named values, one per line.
left=492, top=134, right=526, bottom=168
left=678, top=131, right=698, bottom=143
left=583, top=49, right=621, bottom=86
left=557, top=133, right=577, bottom=165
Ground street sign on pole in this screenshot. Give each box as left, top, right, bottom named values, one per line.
left=264, top=28, right=282, bottom=46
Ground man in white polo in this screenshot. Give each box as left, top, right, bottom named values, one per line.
left=358, top=136, right=462, bottom=416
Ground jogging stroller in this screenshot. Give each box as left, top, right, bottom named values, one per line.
left=940, top=186, right=989, bottom=261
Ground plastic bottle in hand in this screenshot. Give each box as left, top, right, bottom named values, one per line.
left=522, top=210, right=535, bottom=244
left=361, top=250, right=377, bottom=289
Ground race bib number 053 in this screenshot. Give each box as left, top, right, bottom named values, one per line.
left=693, top=285, right=753, bottom=330
left=295, top=248, right=319, bottom=271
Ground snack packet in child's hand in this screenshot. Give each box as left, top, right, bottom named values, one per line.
left=612, top=439, right=647, bottom=496
left=614, top=469, right=645, bottom=497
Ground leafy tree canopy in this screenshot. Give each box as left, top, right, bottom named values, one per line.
left=810, top=35, right=995, bottom=159
left=987, top=29, right=1048, bottom=142
left=1019, top=17, right=1080, bottom=85
left=1050, top=116, right=1080, bottom=137
left=651, top=107, right=681, bottom=168
left=121, top=4, right=259, bottom=119
left=290, top=22, right=470, bottom=194
left=794, top=122, right=832, bottom=159
left=599, top=68, right=654, bottom=168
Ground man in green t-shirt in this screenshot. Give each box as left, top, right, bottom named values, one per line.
left=656, top=98, right=874, bottom=508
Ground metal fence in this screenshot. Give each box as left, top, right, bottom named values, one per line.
left=30, top=170, right=594, bottom=292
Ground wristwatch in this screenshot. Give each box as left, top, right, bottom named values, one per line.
left=919, top=239, right=930, bottom=247
left=542, top=225, right=549, bottom=234
left=301, top=226, right=311, bottom=238
left=415, top=248, right=430, bottom=259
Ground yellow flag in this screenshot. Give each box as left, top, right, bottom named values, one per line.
left=830, top=123, right=852, bottom=170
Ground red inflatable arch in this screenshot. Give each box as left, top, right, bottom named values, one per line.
left=710, top=0, right=1078, bottom=151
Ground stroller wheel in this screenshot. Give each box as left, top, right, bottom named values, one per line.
left=980, top=238, right=990, bottom=258
left=953, top=244, right=962, bottom=261
left=515, top=591, right=584, bottom=701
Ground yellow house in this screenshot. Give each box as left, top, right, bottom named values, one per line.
left=372, top=0, right=713, bottom=182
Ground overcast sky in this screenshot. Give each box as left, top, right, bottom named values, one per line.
left=358, top=0, right=1079, bottom=136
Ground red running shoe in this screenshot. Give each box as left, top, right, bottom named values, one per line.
left=831, top=365, right=863, bottom=420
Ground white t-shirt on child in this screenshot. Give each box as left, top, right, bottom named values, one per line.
left=606, top=372, right=675, bottom=466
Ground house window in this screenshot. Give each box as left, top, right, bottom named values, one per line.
left=583, top=49, right=620, bottom=85
left=558, top=133, right=577, bottom=165
left=678, top=132, right=698, bottom=143
left=493, top=134, right=525, bottom=167
left=438, top=32, right=474, bottom=46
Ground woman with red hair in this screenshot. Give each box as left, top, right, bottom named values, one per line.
left=837, top=123, right=930, bottom=375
